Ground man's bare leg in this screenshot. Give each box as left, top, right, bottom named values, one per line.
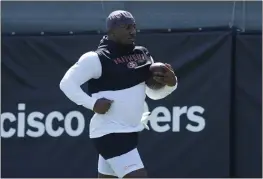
left=123, top=168, right=148, bottom=178
left=98, top=173, right=118, bottom=178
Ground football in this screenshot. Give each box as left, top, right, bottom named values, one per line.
left=146, top=62, right=167, bottom=90
left=149, top=62, right=167, bottom=73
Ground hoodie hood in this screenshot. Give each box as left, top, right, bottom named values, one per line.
left=97, top=35, right=135, bottom=53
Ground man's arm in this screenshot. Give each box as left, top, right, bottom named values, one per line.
left=145, top=56, right=178, bottom=100
left=59, top=51, right=102, bottom=110
left=146, top=79, right=178, bottom=100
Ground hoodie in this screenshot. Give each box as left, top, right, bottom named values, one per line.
left=88, top=35, right=153, bottom=94
left=59, top=36, right=177, bottom=138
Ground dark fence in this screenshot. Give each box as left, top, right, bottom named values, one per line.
left=2, top=1, right=262, bottom=33
left=1, top=29, right=262, bottom=178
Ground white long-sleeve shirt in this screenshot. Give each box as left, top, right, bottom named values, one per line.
left=60, top=51, right=177, bottom=138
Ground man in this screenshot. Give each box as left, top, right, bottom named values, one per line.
left=59, top=10, right=177, bottom=178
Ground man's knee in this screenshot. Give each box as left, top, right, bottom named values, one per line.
left=98, top=172, right=118, bottom=178
left=123, top=168, right=148, bottom=178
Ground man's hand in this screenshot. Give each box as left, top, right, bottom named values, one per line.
left=152, top=63, right=177, bottom=87
left=93, top=98, right=113, bottom=114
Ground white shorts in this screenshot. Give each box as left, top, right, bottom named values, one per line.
left=98, top=148, right=144, bottom=178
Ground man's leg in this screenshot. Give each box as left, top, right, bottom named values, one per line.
left=92, top=133, right=145, bottom=178
left=107, top=148, right=147, bottom=178
left=123, top=168, right=147, bottom=178
left=98, top=173, right=117, bottom=178
left=98, top=154, right=118, bottom=178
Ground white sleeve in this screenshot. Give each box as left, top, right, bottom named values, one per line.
left=59, top=51, right=102, bottom=110
left=146, top=77, right=178, bottom=100
left=145, top=56, right=178, bottom=100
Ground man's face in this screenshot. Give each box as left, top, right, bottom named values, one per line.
left=112, top=23, right=136, bottom=45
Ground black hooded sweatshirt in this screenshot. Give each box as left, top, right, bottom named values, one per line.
left=88, top=35, right=153, bottom=95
